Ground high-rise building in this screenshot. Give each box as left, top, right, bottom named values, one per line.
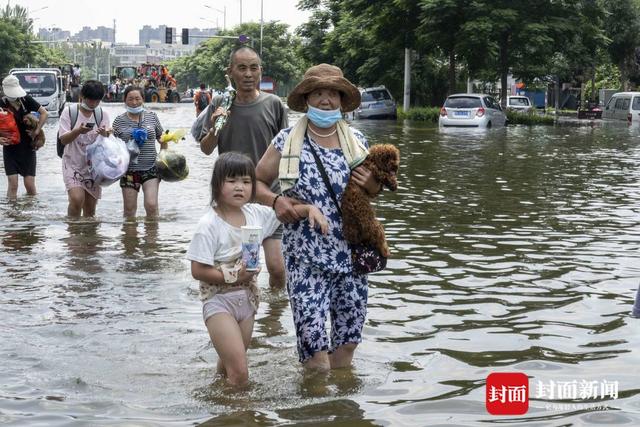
left=72, top=26, right=115, bottom=43
left=37, top=27, right=71, bottom=42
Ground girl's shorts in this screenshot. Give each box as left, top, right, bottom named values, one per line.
left=202, top=289, right=255, bottom=324
left=286, top=258, right=368, bottom=363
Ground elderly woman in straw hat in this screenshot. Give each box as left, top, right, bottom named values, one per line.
left=1, top=74, right=48, bottom=198
left=255, top=63, right=382, bottom=370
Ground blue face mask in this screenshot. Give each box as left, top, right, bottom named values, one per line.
left=306, top=104, right=342, bottom=128
left=126, top=105, right=144, bottom=114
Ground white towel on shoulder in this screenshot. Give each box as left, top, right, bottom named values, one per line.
left=278, top=116, right=368, bottom=193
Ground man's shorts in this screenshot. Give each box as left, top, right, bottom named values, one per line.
left=119, top=165, right=158, bottom=192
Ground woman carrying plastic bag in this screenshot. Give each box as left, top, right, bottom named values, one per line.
left=112, top=86, right=167, bottom=218
left=58, top=80, right=112, bottom=217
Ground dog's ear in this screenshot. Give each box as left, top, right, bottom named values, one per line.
left=380, top=145, right=399, bottom=171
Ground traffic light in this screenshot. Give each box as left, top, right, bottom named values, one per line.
left=181, top=28, right=189, bottom=45
left=165, top=27, right=173, bottom=44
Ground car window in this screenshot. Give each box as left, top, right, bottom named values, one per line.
left=633, top=97, right=640, bottom=111
left=615, top=98, right=624, bottom=109
left=445, top=96, right=482, bottom=108
left=510, top=97, right=530, bottom=106
left=605, top=97, right=615, bottom=110
left=622, top=98, right=630, bottom=110
left=361, top=89, right=391, bottom=103
left=488, top=97, right=501, bottom=110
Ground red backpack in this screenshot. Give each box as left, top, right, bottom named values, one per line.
left=0, top=107, right=20, bottom=145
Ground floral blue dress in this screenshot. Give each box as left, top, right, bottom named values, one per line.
left=272, top=126, right=369, bottom=362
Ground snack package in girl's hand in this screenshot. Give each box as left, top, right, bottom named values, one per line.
left=87, top=135, right=130, bottom=186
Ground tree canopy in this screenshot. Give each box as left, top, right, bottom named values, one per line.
left=169, top=21, right=307, bottom=94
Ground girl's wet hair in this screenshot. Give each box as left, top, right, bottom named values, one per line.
left=210, top=152, right=256, bottom=204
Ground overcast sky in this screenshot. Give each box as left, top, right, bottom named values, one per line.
left=17, top=0, right=311, bottom=44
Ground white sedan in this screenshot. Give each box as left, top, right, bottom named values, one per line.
left=439, top=94, right=507, bottom=128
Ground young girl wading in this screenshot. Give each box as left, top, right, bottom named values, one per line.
left=186, top=152, right=327, bottom=387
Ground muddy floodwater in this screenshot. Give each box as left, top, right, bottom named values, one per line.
left=1, top=104, right=639, bottom=426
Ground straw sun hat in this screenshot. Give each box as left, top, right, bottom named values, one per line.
left=2, top=75, right=27, bottom=98
left=287, top=63, right=361, bottom=113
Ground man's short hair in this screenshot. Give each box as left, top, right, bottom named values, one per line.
left=228, top=45, right=261, bottom=67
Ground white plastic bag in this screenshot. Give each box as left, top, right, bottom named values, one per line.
left=86, top=135, right=130, bottom=186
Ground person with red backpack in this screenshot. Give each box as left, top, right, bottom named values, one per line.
left=0, top=75, right=48, bottom=198
left=193, top=83, right=211, bottom=117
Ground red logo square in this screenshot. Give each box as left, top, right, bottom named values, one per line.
left=486, top=372, right=529, bottom=415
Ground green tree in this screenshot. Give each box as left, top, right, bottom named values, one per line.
left=602, top=0, right=640, bottom=90
left=0, top=4, right=39, bottom=73
left=297, top=0, right=422, bottom=104
left=419, top=0, right=474, bottom=96
left=170, top=22, right=306, bottom=95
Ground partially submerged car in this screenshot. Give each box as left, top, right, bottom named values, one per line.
left=354, top=85, right=397, bottom=119
left=439, top=94, right=507, bottom=128
left=506, top=95, right=533, bottom=113
left=602, top=92, right=640, bottom=123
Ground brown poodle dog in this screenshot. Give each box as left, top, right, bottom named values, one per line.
left=23, top=113, right=45, bottom=149
left=342, top=144, right=400, bottom=258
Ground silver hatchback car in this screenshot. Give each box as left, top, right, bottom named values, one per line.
left=354, top=85, right=397, bottom=119
left=439, top=94, right=507, bottom=128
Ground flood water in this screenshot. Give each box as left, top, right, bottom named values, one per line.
left=1, top=104, right=640, bottom=426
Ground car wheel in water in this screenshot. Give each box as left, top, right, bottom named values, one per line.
left=486, top=121, right=492, bottom=128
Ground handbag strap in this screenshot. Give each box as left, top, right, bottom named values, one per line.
left=307, top=138, right=343, bottom=216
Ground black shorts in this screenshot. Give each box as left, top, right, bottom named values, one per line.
left=2, top=145, right=36, bottom=177
left=119, top=165, right=159, bottom=192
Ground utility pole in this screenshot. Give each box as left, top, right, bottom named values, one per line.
left=403, top=48, right=411, bottom=111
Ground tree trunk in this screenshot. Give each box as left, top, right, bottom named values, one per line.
left=591, top=64, right=596, bottom=103
left=448, top=49, right=456, bottom=95
left=555, top=75, right=560, bottom=115
left=620, top=62, right=628, bottom=91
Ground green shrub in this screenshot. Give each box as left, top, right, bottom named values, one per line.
left=397, top=107, right=441, bottom=122
left=506, top=111, right=555, bottom=125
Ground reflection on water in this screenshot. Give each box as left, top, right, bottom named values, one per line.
left=1, top=105, right=640, bottom=426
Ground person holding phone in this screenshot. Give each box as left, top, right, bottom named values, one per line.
left=58, top=80, right=111, bottom=217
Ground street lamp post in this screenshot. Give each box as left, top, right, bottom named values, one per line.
left=204, top=5, right=226, bottom=31
left=30, top=5, right=49, bottom=14
left=200, top=17, right=219, bottom=30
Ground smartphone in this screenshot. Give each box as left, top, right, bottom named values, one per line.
left=84, top=123, right=95, bottom=129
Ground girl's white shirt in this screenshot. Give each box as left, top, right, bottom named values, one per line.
left=187, top=203, right=280, bottom=266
